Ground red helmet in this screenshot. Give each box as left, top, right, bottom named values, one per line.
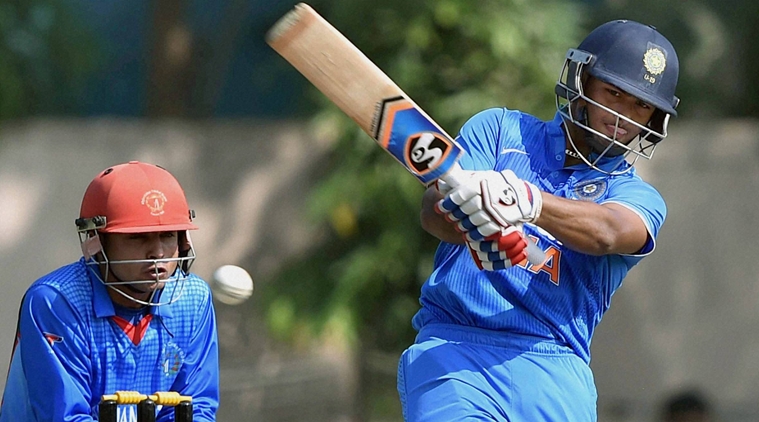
left=79, top=161, right=197, bottom=233
left=76, top=161, right=197, bottom=307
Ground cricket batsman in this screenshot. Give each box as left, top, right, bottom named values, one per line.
left=398, top=20, right=680, bottom=421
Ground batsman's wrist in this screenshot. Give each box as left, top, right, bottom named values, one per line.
left=528, top=182, right=543, bottom=223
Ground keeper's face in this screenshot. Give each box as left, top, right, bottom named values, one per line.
left=582, top=77, right=656, bottom=146
left=102, top=231, right=180, bottom=293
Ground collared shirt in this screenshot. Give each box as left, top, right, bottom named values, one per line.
left=412, top=108, right=666, bottom=362
left=0, top=258, right=219, bottom=421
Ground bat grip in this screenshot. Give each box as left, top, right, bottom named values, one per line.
left=440, top=164, right=546, bottom=267
left=523, top=236, right=546, bottom=266
left=439, top=163, right=466, bottom=189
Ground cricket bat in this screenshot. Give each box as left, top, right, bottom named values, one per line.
left=266, top=3, right=544, bottom=265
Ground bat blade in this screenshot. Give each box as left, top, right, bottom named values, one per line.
left=266, top=3, right=545, bottom=266
left=266, top=3, right=462, bottom=186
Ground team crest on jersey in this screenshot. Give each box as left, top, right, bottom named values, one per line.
left=141, top=190, right=167, bottom=216
left=573, top=179, right=607, bottom=201
left=161, top=342, right=185, bottom=377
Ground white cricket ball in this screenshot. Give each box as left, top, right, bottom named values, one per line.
left=211, top=265, right=254, bottom=305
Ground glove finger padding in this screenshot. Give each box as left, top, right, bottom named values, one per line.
left=466, top=242, right=486, bottom=270
left=469, top=251, right=518, bottom=271
left=466, top=242, right=517, bottom=271
left=462, top=221, right=500, bottom=241
left=472, top=244, right=527, bottom=266
left=435, top=174, right=483, bottom=213
left=441, top=205, right=467, bottom=223
left=473, top=245, right=527, bottom=265
left=480, top=259, right=518, bottom=271
left=454, top=210, right=492, bottom=232
left=441, top=200, right=500, bottom=240
left=458, top=195, right=484, bottom=215
left=467, top=226, right=528, bottom=270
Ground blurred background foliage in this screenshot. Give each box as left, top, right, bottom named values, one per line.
left=0, top=0, right=99, bottom=118
left=3, top=0, right=758, bottom=119
left=2, top=0, right=757, bottom=419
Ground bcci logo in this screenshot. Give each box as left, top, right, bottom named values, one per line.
left=573, top=179, right=607, bottom=201
left=406, top=132, right=451, bottom=174
left=643, top=45, right=666, bottom=84
left=643, top=48, right=666, bottom=74
left=141, top=190, right=168, bottom=216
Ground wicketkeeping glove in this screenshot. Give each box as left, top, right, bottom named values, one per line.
left=466, top=225, right=528, bottom=271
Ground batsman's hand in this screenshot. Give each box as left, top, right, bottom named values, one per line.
left=480, top=169, right=542, bottom=227
left=467, top=226, right=528, bottom=271
left=435, top=170, right=542, bottom=240
left=434, top=171, right=497, bottom=240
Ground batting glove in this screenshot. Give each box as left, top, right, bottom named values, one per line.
left=435, top=171, right=497, bottom=240
left=467, top=226, right=528, bottom=271
left=435, top=170, right=542, bottom=240
left=480, top=169, right=543, bottom=226
left=433, top=178, right=453, bottom=195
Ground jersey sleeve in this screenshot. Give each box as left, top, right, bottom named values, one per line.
left=603, top=177, right=667, bottom=260
left=160, top=286, right=219, bottom=422
left=17, top=285, right=95, bottom=421
left=455, top=108, right=510, bottom=171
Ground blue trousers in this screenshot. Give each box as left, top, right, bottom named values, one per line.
left=397, top=324, right=597, bottom=421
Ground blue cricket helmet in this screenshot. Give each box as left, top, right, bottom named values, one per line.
left=579, top=19, right=680, bottom=116
left=554, top=20, right=681, bottom=174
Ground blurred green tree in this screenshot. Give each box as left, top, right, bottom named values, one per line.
left=0, top=0, right=98, bottom=119
left=261, top=0, right=583, bottom=418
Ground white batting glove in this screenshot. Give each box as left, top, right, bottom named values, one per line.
left=480, top=169, right=543, bottom=227
left=435, top=171, right=499, bottom=240
left=435, top=170, right=542, bottom=240
left=434, top=179, right=452, bottom=195
left=466, top=226, right=528, bottom=271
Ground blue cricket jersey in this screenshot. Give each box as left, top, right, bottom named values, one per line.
left=412, top=108, right=666, bottom=363
left=0, top=258, right=220, bottom=421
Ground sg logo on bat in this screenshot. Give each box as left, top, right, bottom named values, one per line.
left=372, top=96, right=463, bottom=185
left=407, top=132, right=450, bottom=173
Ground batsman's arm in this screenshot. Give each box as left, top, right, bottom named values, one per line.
left=535, top=194, right=651, bottom=256
left=426, top=178, right=653, bottom=258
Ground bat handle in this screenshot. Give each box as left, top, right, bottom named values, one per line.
left=441, top=164, right=546, bottom=267
left=523, top=235, right=546, bottom=267
left=438, top=162, right=466, bottom=189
